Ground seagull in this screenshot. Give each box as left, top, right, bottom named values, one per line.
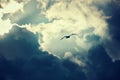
left=60, top=33, right=78, bottom=40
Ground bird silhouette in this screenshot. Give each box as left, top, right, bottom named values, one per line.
left=60, top=33, right=78, bottom=40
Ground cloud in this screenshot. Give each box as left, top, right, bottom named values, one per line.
left=0, top=26, right=87, bottom=80
left=103, top=2, right=120, bottom=61
left=1, top=0, right=48, bottom=25
left=86, top=44, right=120, bottom=80
left=23, top=0, right=109, bottom=57
left=63, top=52, right=86, bottom=67
left=0, top=0, right=24, bottom=13
left=0, top=0, right=26, bottom=35
left=28, top=0, right=120, bottom=61
left=0, top=1, right=120, bottom=80
left=0, top=26, right=39, bottom=60
left=0, top=11, right=120, bottom=80
left=0, top=17, right=12, bottom=35
left=1, top=0, right=119, bottom=62
left=62, top=44, right=120, bottom=80
left=0, top=0, right=111, bottom=58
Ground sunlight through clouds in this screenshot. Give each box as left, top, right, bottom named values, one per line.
left=0, top=0, right=25, bottom=35
left=0, top=0, right=117, bottom=60
left=21, top=0, right=110, bottom=57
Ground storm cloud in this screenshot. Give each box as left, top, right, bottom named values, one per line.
left=0, top=0, right=120, bottom=80
left=103, top=1, right=120, bottom=60
left=0, top=21, right=120, bottom=80
left=0, top=26, right=87, bottom=80
left=86, top=44, right=120, bottom=80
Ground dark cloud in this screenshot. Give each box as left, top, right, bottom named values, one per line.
left=0, top=21, right=120, bottom=80
left=87, top=45, right=120, bottom=80
left=96, top=1, right=120, bottom=60
left=0, top=26, right=86, bottom=80
left=62, top=59, right=86, bottom=80
left=98, top=1, right=120, bottom=41
left=45, top=0, right=56, bottom=10
left=85, top=34, right=100, bottom=43
left=105, top=2, right=120, bottom=60
left=0, top=26, right=40, bottom=60
left=107, top=3, right=120, bottom=41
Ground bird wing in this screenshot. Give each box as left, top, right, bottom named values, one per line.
left=60, top=36, right=65, bottom=40
left=70, top=33, right=78, bottom=36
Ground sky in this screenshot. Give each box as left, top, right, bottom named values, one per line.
left=0, top=0, right=120, bottom=80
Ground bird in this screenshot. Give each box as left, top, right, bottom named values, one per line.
left=60, top=33, right=78, bottom=40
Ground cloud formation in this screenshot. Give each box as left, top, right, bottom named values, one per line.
left=103, top=2, right=120, bottom=60
left=0, top=26, right=87, bottom=80
left=0, top=0, right=120, bottom=66
left=22, top=0, right=110, bottom=57
left=1, top=0, right=120, bottom=80
left=0, top=26, right=120, bottom=80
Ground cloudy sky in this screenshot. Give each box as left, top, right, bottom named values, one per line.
left=0, top=0, right=120, bottom=80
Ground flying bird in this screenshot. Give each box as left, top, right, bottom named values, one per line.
left=60, top=33, right=78, bottom=40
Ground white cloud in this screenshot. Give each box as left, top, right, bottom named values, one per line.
left=24, top=0, right=109, bottom=56
left=0, top=0, right=112, bottom=58
left=1, top=0, right=24, bottom=13
left=64, top=52, right=72, bottom=58
left=4, top=0, right=119, bottom=61
left=0, top=19, right=12, bottom=35
left=64, top=52, right=86, bottom=67
left=0, top=0, right=27, bottom=35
